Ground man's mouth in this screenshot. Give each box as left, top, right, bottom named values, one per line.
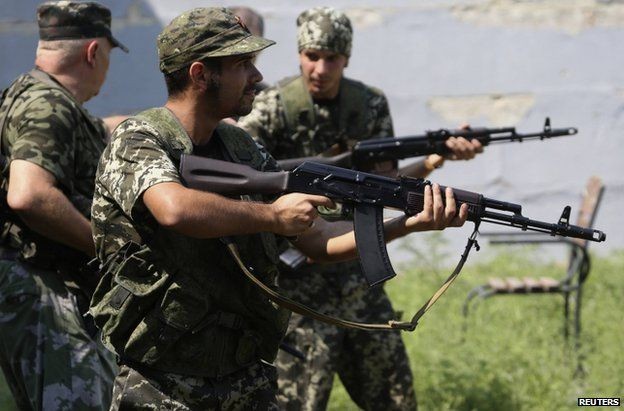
left=310, top=79, right=326, bottom=89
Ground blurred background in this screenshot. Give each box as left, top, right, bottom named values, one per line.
left=1, top=1, right=622, bottom=409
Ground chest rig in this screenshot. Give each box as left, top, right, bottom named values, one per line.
left=278, top=75, right=370, bottom=157
left=90, top=108, right=288, bottom=378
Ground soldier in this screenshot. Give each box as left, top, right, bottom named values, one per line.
left=237, top=7, right=483, bottom=411
left=0, top=1, right=128, bottom=410
left=87, top=7, right=468, bottom=409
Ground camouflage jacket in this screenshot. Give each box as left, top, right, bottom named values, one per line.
left=238, top=75, right=394, bottom=289
left=90, top=107, right=289, bottom=377
left=239, top=75, right=394, bottom=159
left=0, top=69, right=106, bottom=267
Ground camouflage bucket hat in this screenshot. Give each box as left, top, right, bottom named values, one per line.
left=37, top=1, right=128, bottom=52
left=158, top=7, right=275, bottom=74
left=297, top=7, right=352, bottom=57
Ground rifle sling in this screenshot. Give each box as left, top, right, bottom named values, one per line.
left=224, top=223, right=481, bottom=332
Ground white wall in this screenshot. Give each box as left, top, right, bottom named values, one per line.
left=1, top=0, right=622, bottom=263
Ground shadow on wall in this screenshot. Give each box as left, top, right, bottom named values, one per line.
left=0, top=0, right=166, bottom=118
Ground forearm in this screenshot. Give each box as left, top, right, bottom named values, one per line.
left=398, top=155, right=444, bottom=178
left=295, top=185, right=468, bottom=263
left=294, top=215, right=410, bottom=263
left=144, top=183, right=277, bottom=238
left=15, top=186, right=94, bottom=257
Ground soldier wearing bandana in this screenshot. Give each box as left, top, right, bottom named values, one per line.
left=0, top=1, right=128, bottom=409
left=238, top=7, right=482, bottom=411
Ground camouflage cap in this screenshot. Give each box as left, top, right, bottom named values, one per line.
left=297, top=7, right=352, bottom=57
left=37, top=1, right=128, bottom=52
left=157, top=7, right=275, bottom=74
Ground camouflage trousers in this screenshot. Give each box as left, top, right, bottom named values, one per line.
left=0, top=259, right=117, bottom=411
left=110, top=361, right=280, bottom=410
left=276, top=269, right=417, bottom=411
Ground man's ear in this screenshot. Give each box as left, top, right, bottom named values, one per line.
left=344, top=57, right=349, bottom=68
left=189, top=61, right=209, bottom=91
left=85, top=40, right=99, bottom=67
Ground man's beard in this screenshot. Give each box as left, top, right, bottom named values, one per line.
left=234, top=85, right=257, bottom=117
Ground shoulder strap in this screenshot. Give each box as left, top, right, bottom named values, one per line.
left=216, top=123, right=265, bottom=169
left=277, top=76, right=315, bottom=137
left=337, top=77, right=370, bottom=140
left=27, top=69, right=96, bottom=126
left=133, top=107, right=193, bottom=164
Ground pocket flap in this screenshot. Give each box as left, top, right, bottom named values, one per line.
left=114, top=246, right=170, bottom=297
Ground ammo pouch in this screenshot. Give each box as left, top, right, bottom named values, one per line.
left=90, top=241, right=266, bottom=377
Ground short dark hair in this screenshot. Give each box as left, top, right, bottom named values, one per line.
left=164, top=57, right=222, bottom=97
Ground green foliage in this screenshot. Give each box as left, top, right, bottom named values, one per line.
left=328, top=249, right=624, bottom=410
left=0, top=251, right=621, bottom=410
left=397, top=232, right=451, bottom=278
left=0, top=372, right=16, bottom=411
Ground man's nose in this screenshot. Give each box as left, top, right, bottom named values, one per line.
left=315, top=59, right=329, bottom=75
left=251, top=63, right=263, bottom=83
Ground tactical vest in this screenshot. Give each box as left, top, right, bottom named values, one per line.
left=277, top=75, right=370, bottom=157
left=90, top=107, right=289, bottom=378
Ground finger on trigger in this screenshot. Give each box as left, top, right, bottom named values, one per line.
left=309, top=195, right=336, bottom=209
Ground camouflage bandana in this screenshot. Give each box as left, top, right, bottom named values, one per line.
left=297, top=7, right=352, bottom=57
left=158, top=7, right=275, bottom=74
left=37, top=1, right=128, bottom=52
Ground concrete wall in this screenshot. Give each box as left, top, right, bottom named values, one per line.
left=1, top=0, right=622, bottom=263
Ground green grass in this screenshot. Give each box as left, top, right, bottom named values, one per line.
left=328, top=244, right=624, bottom=410
left=1, top=247, right=622, bottom=410
left=0, top=370, right=15, bottom=410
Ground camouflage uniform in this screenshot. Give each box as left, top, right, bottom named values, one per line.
left=90, top=108, right=285, bottom=411
left=237, top=7, right=417, bottom=411
left=88, top=8, right=284, bottom=409
left=0, top=3, right=127, bottom=409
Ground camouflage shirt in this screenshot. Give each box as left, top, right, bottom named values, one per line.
left=238, top=75, right=394, bottom=159
left=238, top=74, right=394, bottom=289
left=0, top=69, right=107, bottom=217
left=91, top=108, right=289, bottom=376
left=92, top=108, right=279, bottom=260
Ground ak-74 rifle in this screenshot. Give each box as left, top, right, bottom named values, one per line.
left=180, top=155, right=606, bottom=331
left=277, top=118, right=577, bottom=171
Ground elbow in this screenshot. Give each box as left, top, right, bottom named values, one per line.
left=7, top=189, right=41, bottom=216
left=150, top=196, right=188, bottom=231
left=143, top=183, right=195, bottom=232
left=154, top=202, right=185, bottom=230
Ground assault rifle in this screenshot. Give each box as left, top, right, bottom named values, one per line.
left=277, top=118, right=577, bottom=171
left=180, top=154, right=606, bottom=287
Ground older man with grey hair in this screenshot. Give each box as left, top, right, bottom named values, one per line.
left=0, top=1, right=128, bottom=409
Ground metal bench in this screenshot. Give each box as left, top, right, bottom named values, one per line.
left=463, top=176, right=605, bottom=347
